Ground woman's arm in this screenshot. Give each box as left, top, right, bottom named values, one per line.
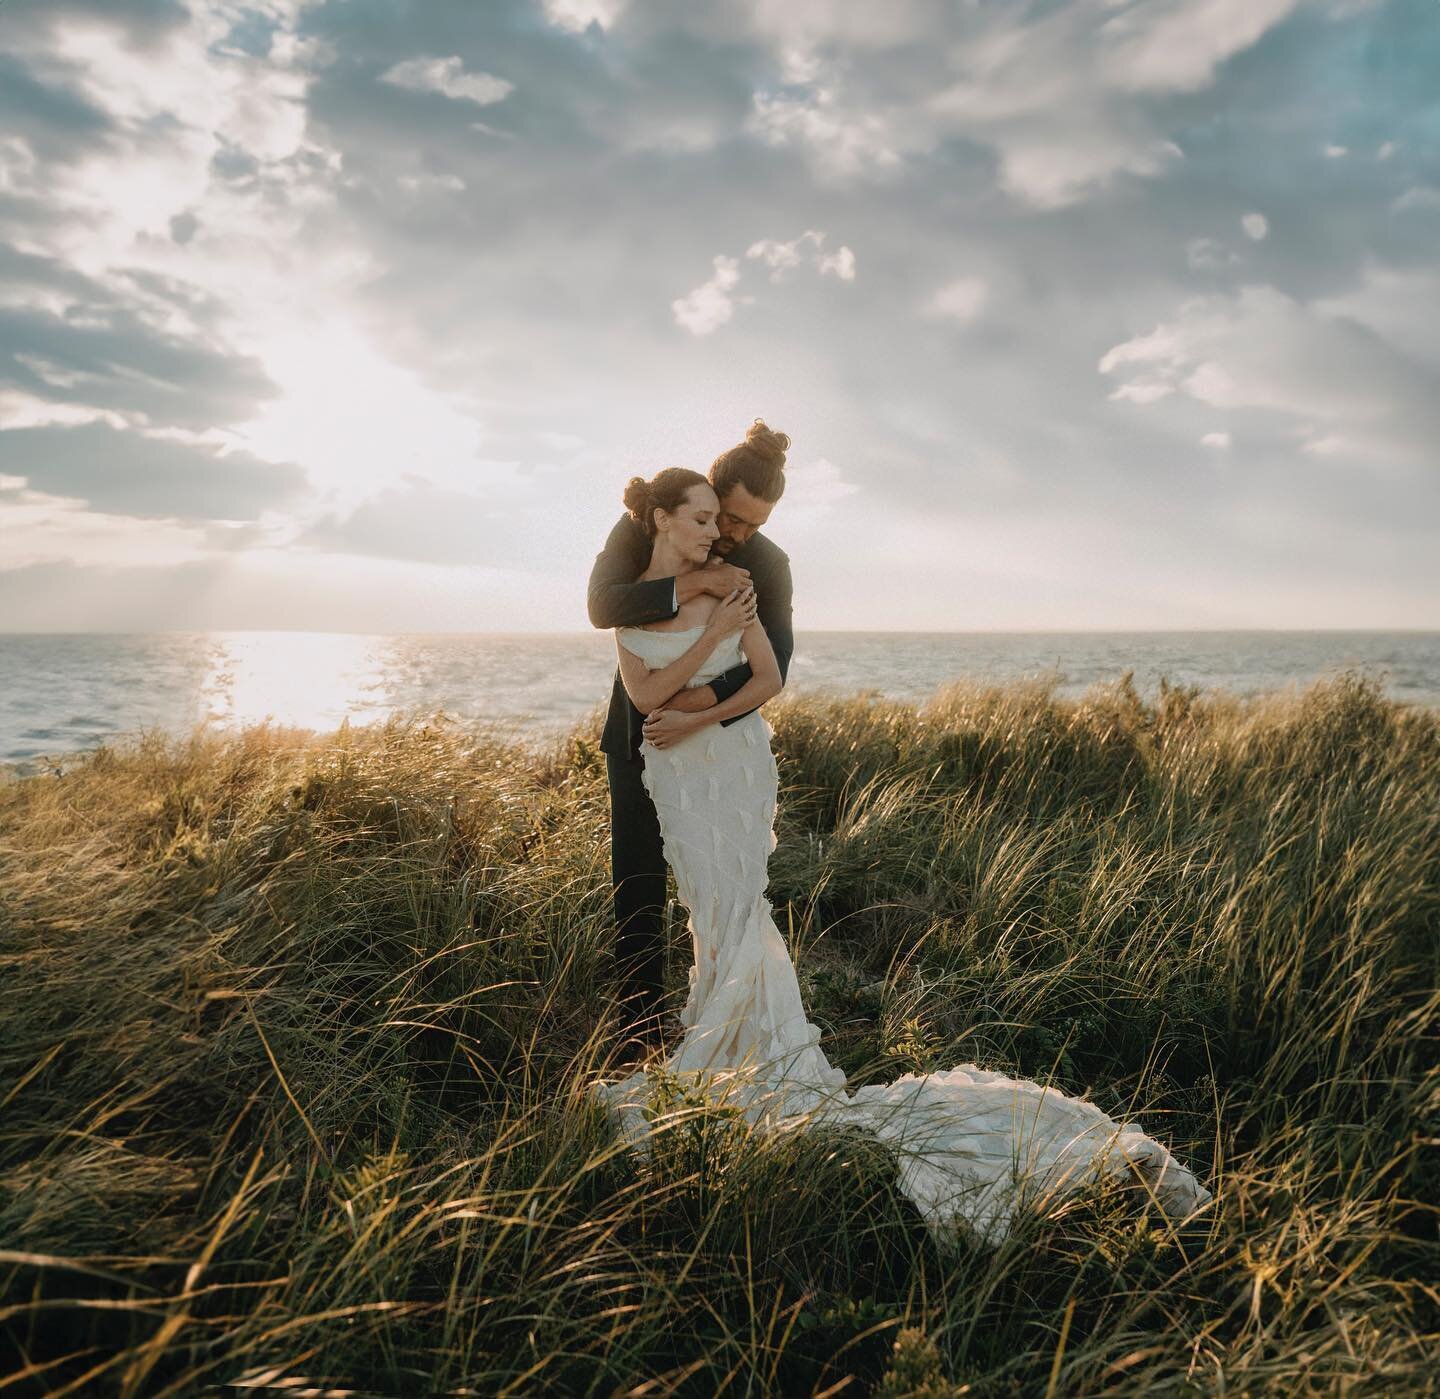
left=641, top=618, right=780, bottom=748
left=616, top=632, right=716, bottom=714
left=615, top=588, right=756, bottom=713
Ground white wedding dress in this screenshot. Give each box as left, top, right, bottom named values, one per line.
left=590, top=626, right=1212, bottom=1252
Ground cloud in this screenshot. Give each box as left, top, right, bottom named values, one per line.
left=1095, top=0, right=1302, bottom=94
left=671, top=255, right=742, bottom=336
left=0, top=0, right=349, bottom=349
left=748, top=85, right=905, bottom=182
left=1310, top=261, right=1440, bottom=373
left=817, top=245, right=856, bottom=280
left=1, top=0, right=1435, bottom=631
left=674, top=232, right=855, bottom=334
left=378, top=56, right=513, bottom=107
left=744, top=229, right=856, bottom=282
left=1391, top=185, right=1440, bottom=213
left=541, top=0, right=629, bottom=33
left=746, top=231, right=822, bottom=281
left=0, top=247, right=283, bottom=431
left=1201, top=430, right=1232, bottom=448
left=782, top=456, right=860, bottom=510
left=1186, top=237, right=1241, bottom=271
left=0, top=421, right=307, bottom=520
left=924, top=276, right=988, bottom=323
left=0, top=472, right=215, bottom=570
left=1097, top=283, right=1440, bottom=466
left=1108, top=380, right=1175, bottom=405
left=923, top=0, right=1300, bottom=207
left=397, top=172, right=467, bottom=194
left=0, top=389, right=131, bottom=431
left=27, top=0, right=194, bottom=48
left=297, top=477, right=540, bottom=568
left=13, top=4, right=317, bottom=225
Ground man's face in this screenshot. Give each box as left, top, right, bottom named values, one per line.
left=710, top=483, right=774, bottom=556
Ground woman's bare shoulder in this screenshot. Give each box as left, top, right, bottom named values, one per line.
left=638, top=594, right=719, bottom=633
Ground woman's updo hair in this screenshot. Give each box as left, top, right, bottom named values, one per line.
left=623, top=466, right=711, bottom=538
left=709, top=419, right=790, bottom=504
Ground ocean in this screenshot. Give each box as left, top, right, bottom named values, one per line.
left=2, top=630, right=1437, bottom=777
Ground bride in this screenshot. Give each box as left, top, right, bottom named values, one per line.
left=589, top=467, right=1213, bottom=1252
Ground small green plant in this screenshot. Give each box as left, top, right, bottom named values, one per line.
left=873, top=1326, right=962, bottom=1399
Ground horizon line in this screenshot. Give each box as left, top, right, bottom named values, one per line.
left=3, top=627, right=1438, bottom=638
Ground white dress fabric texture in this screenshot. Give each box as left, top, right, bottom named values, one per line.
left=590, top=625, right=1213, bottom=1252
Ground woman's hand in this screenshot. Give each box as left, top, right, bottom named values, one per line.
left=642, top=707, right=702, bottom=749
left=704, top=585, right=758, bottom=640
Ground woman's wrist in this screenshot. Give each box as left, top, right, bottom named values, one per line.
left=679, top=708, right=714, bottom=735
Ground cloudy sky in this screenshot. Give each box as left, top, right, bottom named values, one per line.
left=1, top=0, right=1436, bottom=632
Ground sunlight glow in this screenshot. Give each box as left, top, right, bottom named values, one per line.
left=198, top=630, right=391, bottom=734
left=228, top=316, right=507, bottom=509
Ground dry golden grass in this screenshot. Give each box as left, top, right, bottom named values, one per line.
left=1, top=671, right=1435, bottom=1395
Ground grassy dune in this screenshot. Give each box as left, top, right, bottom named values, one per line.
left=1, top=672, right=1435, bottom=1395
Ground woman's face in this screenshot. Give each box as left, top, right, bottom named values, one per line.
left=655, top=483, right=721, bottom=563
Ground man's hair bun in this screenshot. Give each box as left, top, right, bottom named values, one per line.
left=744, top=419, right=790, bottom=468
left=709, top=418, right=790, bottom=505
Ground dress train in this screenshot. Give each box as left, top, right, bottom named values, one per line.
left=590, top=626, right=1212, bottom=1251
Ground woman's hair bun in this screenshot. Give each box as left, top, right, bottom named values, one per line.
left=622, top=466, right=712, bottom=537
left=744, top=419, right=790, bottom=468
left=622, top=475, right=652, bottom=522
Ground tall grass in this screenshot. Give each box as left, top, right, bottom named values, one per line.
left=1, top=671, right=1435, bottom=1395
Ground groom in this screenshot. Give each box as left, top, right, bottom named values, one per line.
left=586, top=451, right=793, bottom=1052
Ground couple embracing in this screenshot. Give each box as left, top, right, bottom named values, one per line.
left=583, top=420, right=1211, bottom=1251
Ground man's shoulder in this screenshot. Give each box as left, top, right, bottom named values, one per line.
left=598, top=511, right=649, bottom=560
left=606, top=511, right=646, bottom=543
left=740, top=530, right=790, bottom=570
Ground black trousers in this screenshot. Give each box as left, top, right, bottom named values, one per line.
left=605, top=749, right=668, bottom=1026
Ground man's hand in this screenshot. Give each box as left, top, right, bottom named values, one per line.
left=702, top=559, right=753, bottom=597
left=676, top=559, right=751, bottom=604
left=642, top=707, right=702, bottom=749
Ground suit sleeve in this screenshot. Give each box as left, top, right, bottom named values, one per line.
left=587, top=514, right=681, bottom=630
left=711, top=549, right=794, bottom=727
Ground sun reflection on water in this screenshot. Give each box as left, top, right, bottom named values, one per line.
left=199, top=632, right=394, bottom=735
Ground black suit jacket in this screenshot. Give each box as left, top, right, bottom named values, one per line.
left=587, top=512, right=794, bottom=759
